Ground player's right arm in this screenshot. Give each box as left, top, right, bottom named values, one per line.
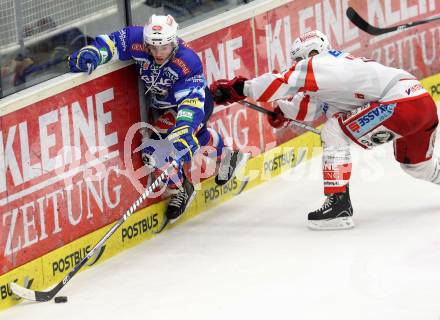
left=276, top=93, right=323, bottom=122
left=266, top=93, right=324, bottom=128
left=68, top=26, right=141, bottom=74
left=210, top=59, right=314, bottom=104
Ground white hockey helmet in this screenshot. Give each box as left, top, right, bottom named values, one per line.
left=143, top=14, right=178, bottom=46
left=290, top=30, right=330, bottom=62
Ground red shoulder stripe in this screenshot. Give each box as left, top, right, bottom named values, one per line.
left=299, top=57, right=318, bottom=92
left=297, top=95, right=310, bottom=121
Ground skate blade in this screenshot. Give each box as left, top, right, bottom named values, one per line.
left=154, top=218, right=170, bottom=234
left=307, top=216, right=355, bottom=231
left=154, top=189, right=198, bottom=234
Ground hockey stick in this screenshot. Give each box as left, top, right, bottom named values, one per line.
left=238, top=100, right=321, bottom=135
left=10, top=160, right=180, bottom=302
left=346, top=6, right=440, bottom=35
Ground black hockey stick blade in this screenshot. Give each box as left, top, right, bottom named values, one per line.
left=346, top=6, right=440, bottom=35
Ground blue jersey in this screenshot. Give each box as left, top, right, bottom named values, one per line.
left=92, top=26, right=207, bottom=131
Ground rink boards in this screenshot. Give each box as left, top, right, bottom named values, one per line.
left=0, top=129, right=321, bottom=310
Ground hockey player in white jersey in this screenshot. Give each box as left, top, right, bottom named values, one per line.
left=211, top=30, right=439, bottom=230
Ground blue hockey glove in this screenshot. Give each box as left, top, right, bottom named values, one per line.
left=167, top=125, right=200, bottom=163
left=68, top=46, right=101, bottom=74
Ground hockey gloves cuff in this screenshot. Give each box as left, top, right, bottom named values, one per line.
left=210, top=76, right=248, bottom=105
left=68, top=46, right=101, bottom=74
left=167, top=125, right=200, bottom=163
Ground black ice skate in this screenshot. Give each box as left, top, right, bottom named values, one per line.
left=166, top=177, right=196, bottom=222
left=308, top=186, right=354, bottom=230
left=215, top=148, right=248, bottom=186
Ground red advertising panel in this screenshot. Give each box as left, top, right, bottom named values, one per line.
left=254, top=0, right=440, bottom=79
left=0, top=66, right=145, bottom=275
left=190, top=19, right=257, bottom=86
left=208, top=103, right=263, bottom=154
left=190, top=19, right=268, bottom=153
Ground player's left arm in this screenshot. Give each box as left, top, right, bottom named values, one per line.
left=167, top=72, right=207, bottom=162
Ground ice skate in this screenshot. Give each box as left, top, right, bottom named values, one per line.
left=308, top=186, right=354, bottom=230
left=165, top=177, right=196, bottom=222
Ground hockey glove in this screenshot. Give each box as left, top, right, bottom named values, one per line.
left=267, top=106, right=289, bottom=128
left=167, top=125, right=200, bottom=163
left=68, top=46, right=101, bottom=74
left=210, top=76, right=247, bottom=104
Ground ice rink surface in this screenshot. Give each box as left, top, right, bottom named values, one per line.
left=5, top=143, right=440, bottom=320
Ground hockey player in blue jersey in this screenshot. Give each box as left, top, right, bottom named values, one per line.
left=68, top=15, right=242, bottom=223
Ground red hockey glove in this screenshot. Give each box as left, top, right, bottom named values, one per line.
left=210, top=76, right=247, bottom=104
left=267, top=106, right=289, bottom=128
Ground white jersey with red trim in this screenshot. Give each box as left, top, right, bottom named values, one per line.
left=276, top=93, right=324, bottom=121
left=277, top=91, right=355, bottom=121
left=244, top=50, right=428, bottom=113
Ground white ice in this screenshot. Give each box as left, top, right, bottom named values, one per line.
left=4, top=143, right=440, bottom=320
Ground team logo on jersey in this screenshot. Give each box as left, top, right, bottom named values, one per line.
left=348, top=121, right=361, bottom=132
left=185, top=75, right=205, bottom=84
left=176, top=109, right=195, bottom=122
left=141, top=74, right=172, bottom=87
left=99, top=48, right=109, bottom=63
left=328, top=49, right=343, bottom=57
left=370, top=130, right=395, bottom=144
left=131, top=43, right=145, bottom=52
left=141, top=74, right=171, bottom=97
left=405, top=83, right=423, bottom=95
left=344, top=103, right=396, bottom=139
left=164, top=67, right=178, bottom=81
left=171, top=57, right=190, bottom=75
left=181, top=98, right=203, bottom=108
left=358, top=126, right=400, bottom=149
left=118, top=29, right=127, bottom=51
